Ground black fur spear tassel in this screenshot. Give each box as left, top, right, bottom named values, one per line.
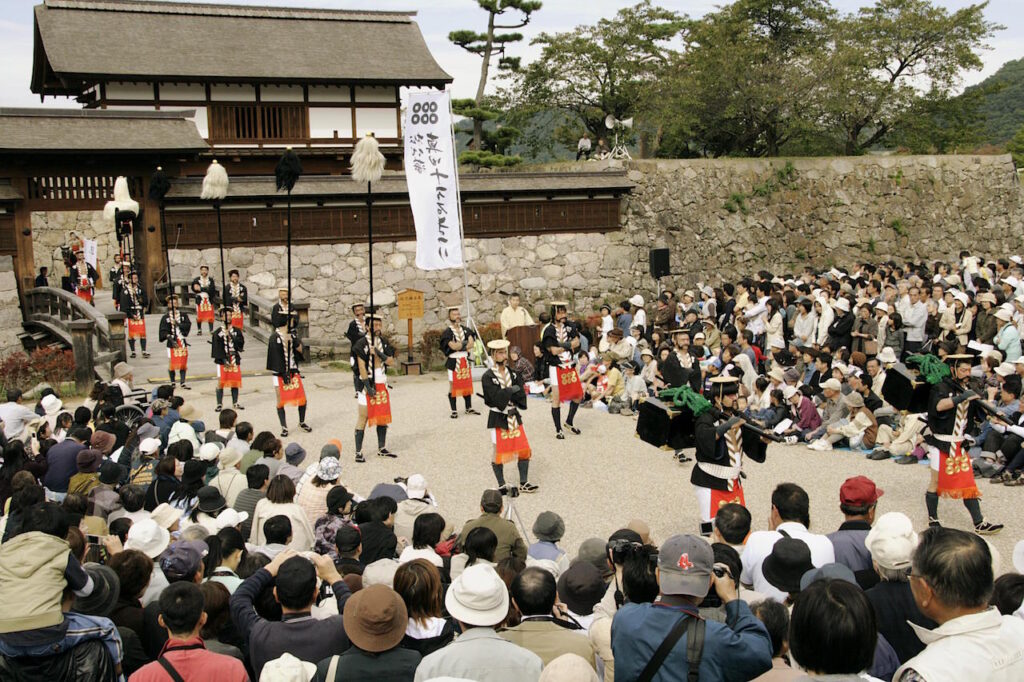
left=275, top=148, right=303, bottom=192
left=149, top=167, right=170, bottom=202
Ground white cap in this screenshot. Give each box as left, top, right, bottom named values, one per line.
left=214, top=508, right=249, bottom=531
left=139, top=437, right=161, bottom=455
left=783, top=385, right=799, bottom=400
left=833, top=298, right=850, bottom=313
left=822, top=378, right=843, bottom=392
left=629, top=294, right=645, bottom=307
left=405, top=474, right=428, bottom=499
left=865, top=512, right=918, bottom=570
left=875, top=302, right=889, bottom=313
left=197, top=442, right=222, bottom=461
left=1011, top=256, right=1023, bottom=265
left=995, top=308, right=1013, bottom=322
left=995, top=362, right=1016, bottom=377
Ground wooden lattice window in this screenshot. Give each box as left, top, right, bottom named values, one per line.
left=208, top=104, right=308, bottom=143
left=27, top=175, right=142, bottom=202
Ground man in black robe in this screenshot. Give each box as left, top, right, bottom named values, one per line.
left=158, top=294, right=192, bottom=389
left=439, top=306, right=480, bottom=419
left=482, top=339, right=536, bottom=494
left=540, top=301, right=583, bottom=439
left=212, top=307, right=245, bottom=413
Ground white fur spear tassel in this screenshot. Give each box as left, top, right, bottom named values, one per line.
left=102, top=176, right=140, bottom=221
left=200, top=159, right=229, bottom=201
left=350, top=133, right=385, bottom=184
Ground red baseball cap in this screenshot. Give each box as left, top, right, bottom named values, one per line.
left=840, top=476, right=884, bottom=506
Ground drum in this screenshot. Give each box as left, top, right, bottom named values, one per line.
left=636, top=397, right=694, bottom=451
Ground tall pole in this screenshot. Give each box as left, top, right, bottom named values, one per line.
left=216, top=201, right=226, bottom=305
left=367, top=181, right=375, bottom=377
left=159, top=202, right=171, bottom=302
left=201, top=159, right=229, bottom=309
left=275, top=148, right=302, bottom=375
left=351, top=134, right=384, bottom=379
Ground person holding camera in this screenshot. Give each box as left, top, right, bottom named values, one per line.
left=611, top=534, right=773, bottom=682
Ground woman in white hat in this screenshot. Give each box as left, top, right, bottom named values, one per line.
left=994, top=307, right=1021, bottom=363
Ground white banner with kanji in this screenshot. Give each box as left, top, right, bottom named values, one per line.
left=83, top=238, right=98, bottom=269
left=404, top=90, right=464, bottom=271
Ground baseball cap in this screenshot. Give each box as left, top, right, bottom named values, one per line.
left=160, top=540, right=209, bottom=581
left=822, top=378, right=842, bottom=392
left=840, top=476, right=884, bottom=507
left=656, top=534, right=713, bottom=597
left=799, top=562, right=857, bottom=592
left=405, top=474, right=428, bottom=500
left=783, top=385, right=799, bottom=400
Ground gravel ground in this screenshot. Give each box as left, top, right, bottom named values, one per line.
left=149, top=370, right=1022, bottom=570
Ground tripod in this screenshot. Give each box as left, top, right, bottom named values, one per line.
left=502, top=490, right=532, bottom=543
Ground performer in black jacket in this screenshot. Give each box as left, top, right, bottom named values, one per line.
left=223, top=269, right=248, bottom=332
left=270, top=288, right=294, bottom=329
left=266, top=312, right=311, bottom=437
left=691, top=376, right=767, bottom=536
left=109, top=253, right=123, bottom=309
left=482, top=339, right=536, bottom=493
left=541, top=302, right=584, bottom=439
left=345, top=303, right=368, bottom=397
left=661, top=329, right=704, bottom=395
left=158, top=294, right=192, bottom=389
left=71, top=249, right=98, bottom=305
left=190, top=265, right=217, bottom=336
left=118, top=270, right=149, bottom=359
left=440, top=306, right=480, bottom=419
left=920, top=354, right=1002, bottom=534
left=212, top=307, right=245, bottom=413
left=352, top=314, right=397, bottom=463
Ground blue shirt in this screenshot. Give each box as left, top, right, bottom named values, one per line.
left=611, top=600, right=772, bottom=682
left=617, top=313, right=633, bottom=336
left=43, top=439, right=85, bottom=493
left=528, top=541, right=565, bottom=563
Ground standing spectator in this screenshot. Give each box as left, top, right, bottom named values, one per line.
left=313, top=584, right=421, bottom=681
left=229, top=549, right=351, bottom=678
left=895, top=528, right=1024, bottom=681
left=827, top=476, right=882, bottom=580
left=864, top=512, right=936, bottom=664
left=500, top=566, right=596, bottom=668
left=128, top=582, right=247, bottom=681
left=413, top=564, right=542, bottom=682
left=611, top=534, right=773, bottom=681
left=741, top=483, right=835, bottom=603
left=788, top=579, right=881, bottom=681
left=455, top=489, right=526, bottom=564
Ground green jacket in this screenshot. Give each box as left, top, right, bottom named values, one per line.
left=456, top=512, right=527, bottom=564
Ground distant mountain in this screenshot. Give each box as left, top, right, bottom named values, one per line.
left=966, top=57, right=1024, bottom=144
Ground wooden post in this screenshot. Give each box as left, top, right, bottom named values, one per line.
left=107, top=310, right=127, bottom=363
left=69, top=319, right=96, bottom=393
left=11, top=179, right=34, bottom=307
left=396, top=289, right=424, bottom=375
left=407, top=318, right=414, bottom=362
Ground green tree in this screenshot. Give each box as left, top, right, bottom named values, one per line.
left=449, top=0, right=542, bottom=151
left=1008, top=123, right=1024, bottom=167
left=822, top=0, right=1000, bottom=154
left=506, top=1, right=685, bottom=157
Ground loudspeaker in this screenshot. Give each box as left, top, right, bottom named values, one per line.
left=649, top=248, right=670, bottom=279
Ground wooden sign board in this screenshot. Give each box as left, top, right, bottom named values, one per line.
left=397, top=288, right=425, bottom=320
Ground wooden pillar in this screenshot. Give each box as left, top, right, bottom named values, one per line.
left=106, top=310, right=127, bottom=364
left=11, top=178, right=35, bottom=301
left=138, top=174, right=165, bottom=306
left=69, top=318, right=96, bottom=392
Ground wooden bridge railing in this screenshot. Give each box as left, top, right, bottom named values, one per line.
left=24, top=287, right=126, bottom=391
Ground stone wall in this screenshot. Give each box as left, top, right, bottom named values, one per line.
left=31, top=210, right=117, bottom=287
left=166, top=154, right=1024, bottom=356
left=0, top=256, right=23, bottom=357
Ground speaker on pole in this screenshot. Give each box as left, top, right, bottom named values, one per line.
left=649, top=248, right=670, bottom=279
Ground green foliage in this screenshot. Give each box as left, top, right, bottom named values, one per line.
left=459, top=150, right=524, bottom=167
left=867, top=237, right=876, bottom=254
left=1008, top=123, right=1024, bottom=167
left=795, top=249, right=808, bottom=260
left=723, top=162, right=796, bottom=213
left=890, top=218, right=906, bottom=236
left=724, top=193, right=749, bottom=214
left=967, top=57, right=1024, bottom=144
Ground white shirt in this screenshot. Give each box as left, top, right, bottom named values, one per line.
left=0, top=402, right=39, bottom=440
left=399, top=545, right=444, bottom=567
left=740, top=521, right=835, bottom=602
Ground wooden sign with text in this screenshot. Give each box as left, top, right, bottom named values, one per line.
left=396, top=288, right=425, bottom=320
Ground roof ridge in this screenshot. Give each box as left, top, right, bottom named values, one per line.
left=0, top=107, right=196, bottom=119
left=44, top=0, right=415, bottom=23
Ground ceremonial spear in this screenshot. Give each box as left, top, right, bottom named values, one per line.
left=148, top=167, right=172, bottom=300
left=275, top=148, right=303, bottom=359
left=351, top=134, right=386, bottom=375
left=201, top=160, right=229, bottom=306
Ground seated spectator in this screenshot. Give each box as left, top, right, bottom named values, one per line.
left=500, top=566, right=596, bottom=668
left=124, top=518, right=172, bottom=607
left=295, top=456, right=341, bottom=525
left=611, top=534, right=773, bottom=680
left=88, top=461, right=125, bottom=520
left=226, top=422, right=254, bottom=464
left=895, top=527, right=1024, bottom=680
left=827, top=476, right=882, bottom=585
left=128, top=438, right=162, bottom=488
left=232, top=463, right=269, bottom=538
left=168, top=459, right=207, bottom=515
left=450, top=526, right=498, bottom=580
left=750, top=599, right=801, bottom=681
left=143, top=456, right=179, bottom=512
left=197, top=581, right=244, bottom=663
left=252, top=515, right=293, bottom=560
left=456, top=489, right=526, bottom=565
left=108, top=549, right=152, bottom=636
left=991, top=574, right=1024, bottom=616
left=394, top=558, right=455, bottom=657
left=70, top=561, right=149, bottom=676
left=334, top=524, right=364, bottom=576
left=277, top=442, right=306, bottom=485
left=528, top=511, right=570, bottom=574
left=413, top=563, right=542, bottom=682
left=556, top=561, right=606, bottom=631
left=357, top=496, right=401, bottom=564
left=741, top=483, right=835, bottom=603
left=761, top=537, right=814, bottom=605
left=204, top=408, right=237, bottom=447
left=313, top=584, right=421, bottom=681
left=399, top=513, right=446, bottom=568
left=228, top=549, right=351, bottom=678
left=68, top=448, right=103, bottom=496
left=205, top=527, right=248, bottom=594
left=210, top=447, right=246, bottom=508
left=130, top=581, right=247, bottom=681
left=314, top=485, right=355, bottom=561
left=712, top=503, right=751, bottom=553
left=249, top=474, right=315, bottom=551
left=788, top=579, right=880, bottom=681
left=394, top=474, right=444, bottom=544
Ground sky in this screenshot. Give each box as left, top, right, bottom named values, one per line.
left=1, top=0, right=1020, bottom=107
